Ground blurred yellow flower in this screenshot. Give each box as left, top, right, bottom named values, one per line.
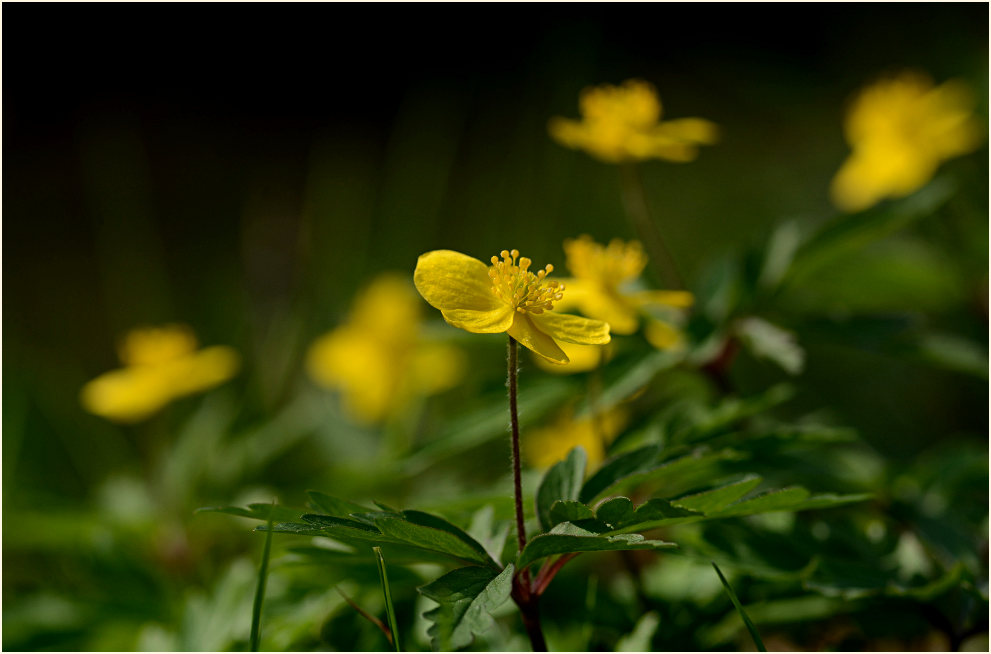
left=831, top=71, right=983, bottom=212
left=81, top=324, right=240, bottom=423
left=307, top=273, right=466, bottom=424
left=532, top=341, right=612, bottom=374
left=554, top=235, right=692, bottom=347
left=414, top=249, right=611, bottom=364
left=549, top=79, right=719, bottom=164
left=525, top=408, right=628, bottom=469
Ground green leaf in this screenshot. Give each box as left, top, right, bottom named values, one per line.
left=374, top=515, right=498, bottom=568
left=536, top=446, right=587, bottom=532
left=300, top=514, right=382, bottom=533
left=610, top=499, right=703, bottom=534
left=786, top=176, right=954, bottom=286
left=400, top=510, right=498, bottom=566
left=672, top=476, right=764, bottom=514
left=548, top=500, right=596, bottom=526
left=418, top=564, right=515, bottom=651
left=711, top=561, right=766, bottom=652
left=197, top=503, right=304, bottom=523
left=710, top=487, right=811, bottom=517
left=517, top=522, right=676, bottom=571
left=373, top=547, right=401, bottom=652
left=576, top=350, right=683, bottom=417
left=595, top=497, right=635, bottom=527
left=249, top=506, right=275, bottom=652
left=306, top=491, right=374, bottom=517
left=616, top=611, right=660, bottom=652
left=735, top=317, right=804, bottom=375
left=581, top=447, right=742, bottom=504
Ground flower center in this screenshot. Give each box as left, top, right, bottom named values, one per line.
left=564, top=236, right=647, bottom=287
left=488, top=249, right=564, bottom=314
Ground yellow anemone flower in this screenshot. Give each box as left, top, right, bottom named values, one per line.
left=524, top=407, right=628, bottom=469
left=306, top=273, right=466, bottom=424
left=549, top=79, right=719, bottom=164
left=81, top=324, right=240, bottom=423
left=554, top=235, right=693, bottom=341
left=413, top=249, right=611, bottom=364
left=831, top=71, right=983, bottom=212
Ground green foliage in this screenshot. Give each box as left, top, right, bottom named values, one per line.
left=418, top=565, right=515, bottom=651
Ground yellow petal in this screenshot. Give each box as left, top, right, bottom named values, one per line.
left=570, top=283, right=639, bottom=335
left=655, top=118, right=720, bottom=145
left=645, top=319, right=684, bottom=350
left=306, top=326, right=397, bottom=424
left=168, top=346, right=240, bottom=397
left=530, top=310, right=611, bottom=345
left=414, top=250, right=504, bottom=313
left=441, top=305, right=515, bottom=334
left=508, top=313, right=568, bottom=363
left=532, top=341, right=611, bottom=374
left=633, top=289, right=695, bottom=309
left=80, top=367, right=175, bottom=423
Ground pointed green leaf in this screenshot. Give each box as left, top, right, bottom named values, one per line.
left=197, top=503, right=304, bottom=523
left=735, top=317, right=804, bottom=375
left=548, top=500, right=596, bottom=526
left=712, top=561, right=766, bottom=651
left=616, top=611, right=660, bottom=652
left=672, top=476, right=763, bottom=514
left=581, top=447, right=742, bottom=504
left=401, top=510, right=498, bottom=567
left=517, top=522, right=676, bottom=571
left=418, top=564, right=515, bottom=651
left=306, top=491, right=374, bottom=517
left=596, top=497, right=635, bottom=527
left=374, top=515, right=498, bottom=568
left=300, top=514, right=381, bottom=533
left=536, top=446, right=587, bottom=532
left=711, top=487, right=810, bottom=517
left=611, top=499, right=704, bottom=534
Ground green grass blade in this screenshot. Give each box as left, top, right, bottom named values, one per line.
left=711, top=561, right=766, bottom=652
left=374, top=546, right=401, bottom=652
left=250, top=503, right=276, bottom=652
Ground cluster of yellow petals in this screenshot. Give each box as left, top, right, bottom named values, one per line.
left=413, top=249, right=610, bottom=364
left=549, top=79, right=719, bottom=164
left=306, top=274, right=465, bottom=424
left=831, top=71, right=983, bottom=212
left=80, top=324, right=240, bottom=423
left=554, top=235, right=693, bottom=345
left=524, top=407, right=628, bottom=469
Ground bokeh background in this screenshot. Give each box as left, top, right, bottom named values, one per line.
left=4, top=4, right=988, bottom=651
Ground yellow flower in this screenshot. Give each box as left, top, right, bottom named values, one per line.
left=306, top=273, right=466, bottom=424
left=831, top=71, right=983, bottom=212
left=524, top=408, right=628, bottom=469
left=532, top=341, right=612, bottom=374
left=549, top=79, right=719, bottom=164
left=554, top=235, right=693, bottom=343
left=413, top=249, right=611, bottom=364
left=81, top=324, right=240, bottom=423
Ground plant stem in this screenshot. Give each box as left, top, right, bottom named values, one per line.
left=508, top=336, right=527, bottom=555
left=507, top=336, right=548, bottom=652
left=619, top=162, right=684, bottom=290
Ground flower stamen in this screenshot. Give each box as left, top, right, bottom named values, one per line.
left=488, top=249, right=564, bottom=314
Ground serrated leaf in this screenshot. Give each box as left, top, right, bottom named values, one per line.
left=548, top=500, right=595, bottom=526
left=300, top=514, right=381, bottom=533
left=735, top=317, right=804, bottom=375
left=306, top=491, right=374, bottom=517
left=374, top=515, right=498, bottom=568
left=418, top=564, right=515, bottom=651
left=711, top=487, right=811, bottom=517
left=401, top=510, right=498, bottom=566
left=581, top=447, right=742, bottom=504
left=536, top=446, right=587, bottom=532
left=672, top=476, right=763, bottom=514
left=197, top=503, right=304, bottom=523
left=611, top=499, right=704, bottom=534
left=579, top=444, right=665, bottom=503
left=259, top=521, right=334, bottom=537
left=517, top=522, right=676, bottom=571
left=596, top=496, right=635, bottom=527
